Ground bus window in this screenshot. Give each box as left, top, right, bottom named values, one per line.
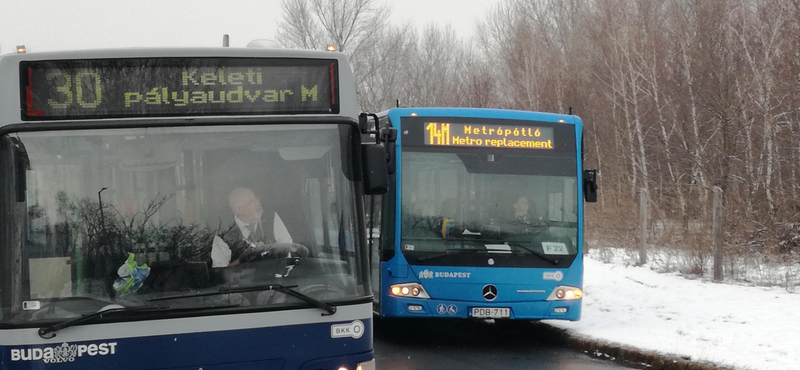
left=7, top=124, right=365, bottom=321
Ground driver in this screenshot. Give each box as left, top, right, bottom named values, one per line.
left=512, top=195, right=533, bottom=224
left=507, top=195, right=547, bottom=232
left=211, top=187, right=303, bottom=267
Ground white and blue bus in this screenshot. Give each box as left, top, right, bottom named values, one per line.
left=367, top=108, right=597, bottom=321
left=0, top=47, right=388, bottom=369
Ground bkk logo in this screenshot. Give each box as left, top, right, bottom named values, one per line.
left=11, top=342, right=117, bottom=363
left=543, top=271, right=564, bottom=282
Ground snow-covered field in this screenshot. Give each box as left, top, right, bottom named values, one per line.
left=545, top=255, right=800, bottom=370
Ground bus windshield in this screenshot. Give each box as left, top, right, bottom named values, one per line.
left=0, top=124, right=365, bottom=324
left=400, top=150, right=578, bottom=266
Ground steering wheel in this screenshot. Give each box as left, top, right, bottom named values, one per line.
left=237, top=243, right=310, bottom=264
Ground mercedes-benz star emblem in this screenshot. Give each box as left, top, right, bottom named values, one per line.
left=482, top=284, right=498, bottom=301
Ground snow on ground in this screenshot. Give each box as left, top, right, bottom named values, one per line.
left=545, top=256, right=800, bottom=370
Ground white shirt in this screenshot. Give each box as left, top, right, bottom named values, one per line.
left=233, top=213, right=292, bottom=245
left=211, top=212, right=292, bottom=268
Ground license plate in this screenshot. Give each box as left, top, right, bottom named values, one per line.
left=470, top=307, right=511, bottom=318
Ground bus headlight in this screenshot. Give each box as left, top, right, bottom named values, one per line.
left=546, top=286, right=583, bottom=301
left=356, top=359, right=376, bottom=370
left=389, top=283, right=430, bottom=299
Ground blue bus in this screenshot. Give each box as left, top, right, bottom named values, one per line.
left=0, top=46, right=388, bottom=369
left=367, top=107, right=597, bottom=321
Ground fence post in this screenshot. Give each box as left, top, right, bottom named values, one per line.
left=639, top=188, right=648, bottom=266
left=712, top=186, right=723, bottom=281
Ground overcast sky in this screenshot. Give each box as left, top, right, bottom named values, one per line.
left=0, top=0, right=501, bottom=53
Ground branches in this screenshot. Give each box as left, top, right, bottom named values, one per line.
left=273, top=0, right=800, bottom=249
left=464, top=0, right=799, bottom=251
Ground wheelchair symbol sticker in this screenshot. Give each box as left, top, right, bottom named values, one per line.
left=447, top=304, right=457, bottom=315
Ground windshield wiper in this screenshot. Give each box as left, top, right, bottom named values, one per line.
left=148, top=284, right=337, bottom=316
left=506, top=242, right=561, bottom=265
left=416, top=248, right=488, bottom=262
left=37, top=303, right=241, bottom=339
left=416, top=244, right=561, bottom=265
left=38, top=305, right=168, bottom=339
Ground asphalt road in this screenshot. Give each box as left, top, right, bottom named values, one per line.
left=374, top=318, right=634, bottom=370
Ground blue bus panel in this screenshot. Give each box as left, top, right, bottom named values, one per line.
left=371, top=108, right=587, bottom=321
left=1, top=311, right=372, bottom=370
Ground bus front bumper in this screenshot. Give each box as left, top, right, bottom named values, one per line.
left=381, top=297, right=581, bottom=321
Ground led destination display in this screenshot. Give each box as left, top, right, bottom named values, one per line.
left=21, top=58, right=338, bottom=120
left=424, top=122, right=555, bottom=150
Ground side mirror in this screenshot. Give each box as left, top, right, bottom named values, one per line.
left=379, top=127, right=397, bottom=175
left=362, top=143, right=388, bottom=195
left=359, top=112, right=378, bottom=133
left=12, top=139, right=30, bottom=202
left=583, top=169, right=598, bottom=203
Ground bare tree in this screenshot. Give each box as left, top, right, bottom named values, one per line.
left=274, top=0, right=800, bottom=265
left=356, top=23, right=415, bottom=112
left=277, top=0, right=326, bottom=50
left=277, top=0, right=394, bottom=110
left=277, top=0, right=389, bottom=54
left=473, top=0, right=800, bottom=270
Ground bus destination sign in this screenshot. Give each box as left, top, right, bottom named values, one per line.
left=424, top=122, right=555, bottom=150
left=20, top=58, right=338, bottom=120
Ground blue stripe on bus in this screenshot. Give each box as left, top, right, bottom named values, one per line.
left=1, top=319, right=372, bottom=370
